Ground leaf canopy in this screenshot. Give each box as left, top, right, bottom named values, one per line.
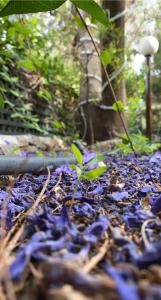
left=0, top=0, right=10, bottom=11
left=0, top=0, right=66, bottom=16
left=0, top=0, right=108, bottom=27
left=71, top=0, right=108, bottom=26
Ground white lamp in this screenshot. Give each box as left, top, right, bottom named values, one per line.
left=138, top=36, right=159, bottom=56
left=138, top=36, right=159, bottom=139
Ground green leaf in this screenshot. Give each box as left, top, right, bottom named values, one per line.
left=51, top=120, right=65, bottom=129
left=0, top=94, right=4, bottom=109
left=75, top=166, right=82, bottom=178
left=73, top=15, right=85, bottom=29
left=36, top=149, right=44, bottom=157
left=70, top=164, right=77, bottom=170
left=0, top=71, right=19, bottom=83
left=87, top=153, right=106, bottom=166
left=0, top=0, right=66, bottom=17
left=19, top=59, right=37, bottom=72
left=0, top=0, right=9, bottom=11
left=10, top=90, right=22, bottom=97
left=71, top=0, right=108, bottom=26
left=71, top=143, right=83, bottom=166
left=100, top=49, right=114, bottom=66
left=112, top=100, right=125, bottom=112
left=117, top=133, right=130, bottom=144
left=84, top=163, right=107, bottom=180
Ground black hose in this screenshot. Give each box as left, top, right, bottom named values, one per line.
left=0, top=156, right=76, bottom=175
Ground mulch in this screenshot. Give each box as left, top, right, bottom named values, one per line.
left=0, top=151, right=161, bottom=300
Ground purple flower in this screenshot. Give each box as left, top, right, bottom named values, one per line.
left=88, top=186, right=103, bottom=195
left=55, top=165, right=74, bottom=176
left=4, top=140, right=15, bottom=147
left=103, top=265, right=140, bottom=300
left=150, top=152, right=161, bottom=165
left=150, top=195, right=161, bottom=214
left=83, top=152, right=96, bottom=164
left=84, top=215, right=109, bottom=244
left=10, top=231, right=72, bottom=280
left=107, top=191, right=129, bottom=201
left=137, top=241, right=161, bottom=268
left=72, top=203, right=96, bottom=219
left=139, top=185, right=152, bottom=195
left=122, top=210, right=154, bottom=228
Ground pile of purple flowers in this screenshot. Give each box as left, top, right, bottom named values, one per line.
left=0, top=152, right=161, bottom=300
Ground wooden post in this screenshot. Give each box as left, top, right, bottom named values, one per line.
left=146, top=55, right=152, bottom=140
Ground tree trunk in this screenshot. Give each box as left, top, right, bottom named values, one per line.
left=74, top=19, right=102, bottom=144
left=76, top=0, right=127, bottom=143
left=97, top=0, right=127, bottom=140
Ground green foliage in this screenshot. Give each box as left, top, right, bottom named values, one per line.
left=0, top=0, right=108, bottom=27
left=0, top=0, right=9, bottom=11
left=127, top=97, right=145, bottom=133
left=84, top=162, right=107, bottom=180
left=100, top=47, right=117, bottom=66
left=71, top=143, right=107, bottom=181
left=112, top=100, right=125, bottom=112
left=0, top=9, right=80, bottom=136
left=117, top=133, right=160, bottom=154
left=125, top=68, right=146, bottom=133
left=71, top=143, right=83, bottom=166
left=125, top=68, right=145, bottom=99
left=51, top=120, right=65, bottom=130
left=0, top=0, right=66, bottom=16
left=87, top=153, right=106, bottom=166
left=0, top=94, right=4, bottom=109
left=73, top=15, right=84, bottom=29
left=71, top=0, right=108, bottom=26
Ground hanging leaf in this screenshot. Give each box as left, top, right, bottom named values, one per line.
left=100, top=47, right=116, bottom=66
left=0, top=0, right=10, bottom=11
left=112, top=100, right=125, bottom=112
left=71, top=0, right=108, bottom=26
left=0, top=0, right=66, bottom=17
left=0, top=94, right=4, bottom=109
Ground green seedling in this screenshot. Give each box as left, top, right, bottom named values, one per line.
left=70, top=143, right=107, bottom=181
left=116, top=133, right=160, bottom=154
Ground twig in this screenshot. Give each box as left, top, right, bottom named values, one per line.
left=0, top=168, right=50, bottom=267
left=29, top=263, right=43, bottom=280
left=83, top=237, right=109, bottom=273
left=80, top=106, right=88, bottom=141
left=50, top=172, right=62, bottom=192
left=0, top=285, right=6, bottom=300
left=76, top=8, right=136, bottom=156
left=3, top=268, right=16, bottom=300
left=28, top=167, right=50, bottom=214
left=141, top=218, right=156, bottom=249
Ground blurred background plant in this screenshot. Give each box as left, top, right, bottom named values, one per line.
left=0, top=0, right=161, bottom=146
left=116, top=133, right=160, bottom=154
left=0, top=6, right=81, bottom=138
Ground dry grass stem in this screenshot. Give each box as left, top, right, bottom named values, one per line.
left=83, top=237, right=109, bottom=273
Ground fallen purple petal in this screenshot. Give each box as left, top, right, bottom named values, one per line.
left=0, top=151, right=160, bottom=300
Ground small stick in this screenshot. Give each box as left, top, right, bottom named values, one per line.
left=50, top=172, right=62, bottom=192
left=141, top=218, right=156, bottom=249
left=83, top=236, right=109, bottom=273
left=28, top=167, right=50, bottom=214
left=29, top=263, right=43, bottom=280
